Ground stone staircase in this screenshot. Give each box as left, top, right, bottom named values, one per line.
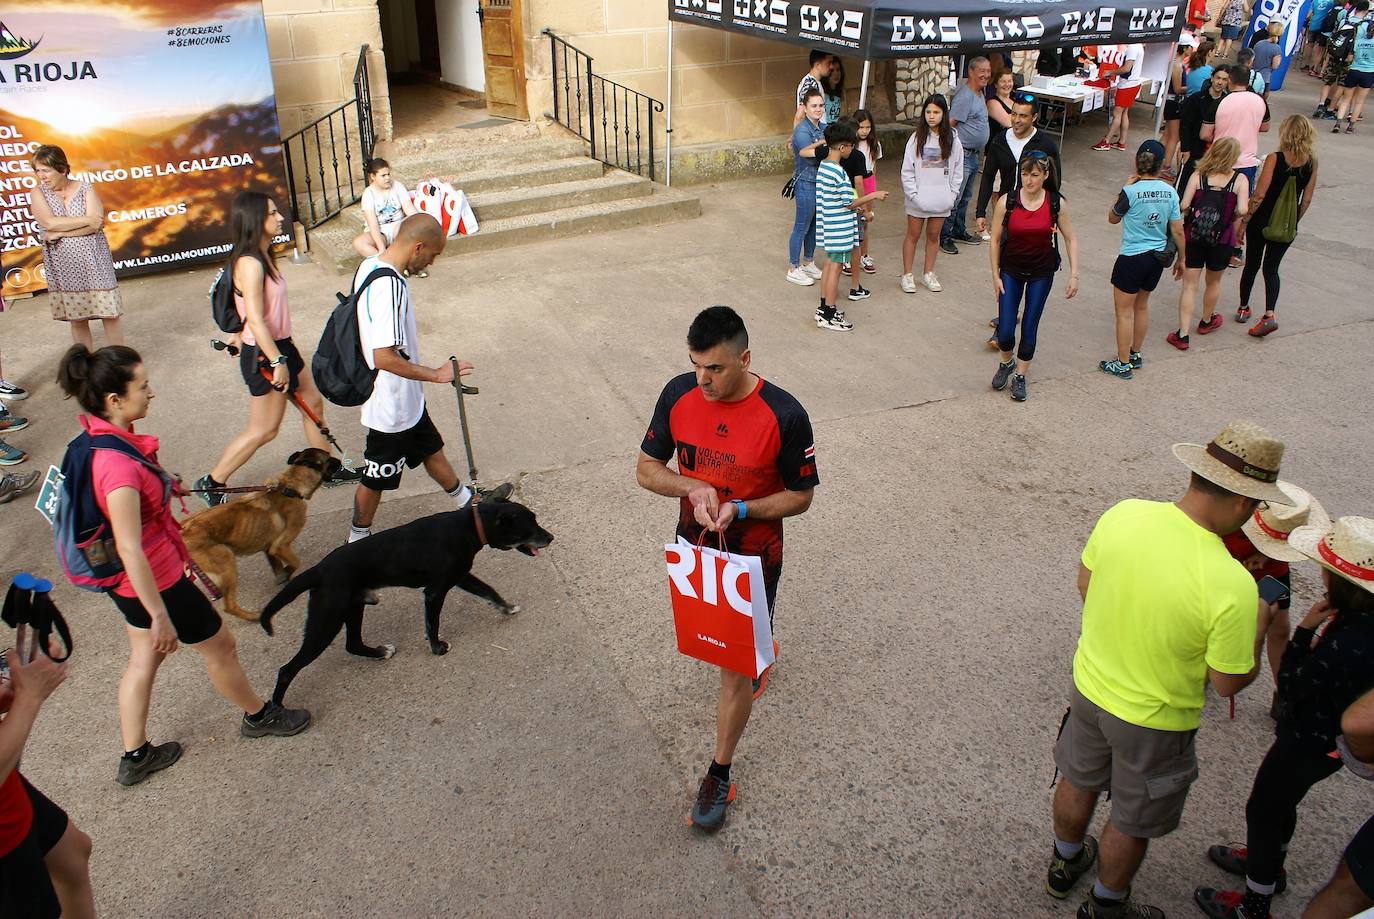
left=306, top=123, right=699, bottom=274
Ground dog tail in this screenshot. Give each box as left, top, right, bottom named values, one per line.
left=259, top=567, right=320, bottom=636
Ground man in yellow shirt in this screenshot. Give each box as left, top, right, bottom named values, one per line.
left=1045, top=421, right=1292, bottom=919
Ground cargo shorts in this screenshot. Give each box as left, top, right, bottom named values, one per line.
left=1054, top=685, right=1200, bottom=838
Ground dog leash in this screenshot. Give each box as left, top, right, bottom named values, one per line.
left=180, top=482, right=305, bottom=500
left=470, top=494, right=486, bottom=547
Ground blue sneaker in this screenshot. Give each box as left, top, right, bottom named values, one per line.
left=0, top=439, right=26, bottom=466
left=1099, top=359, right=1134, bottom=381
left=689, top=773, right=736, bottom=831
left=1129, top=351, right=1144, bottom=369
left=194, top=473, right=227, bottom=507
left=0, top=408, right=28, bottom=433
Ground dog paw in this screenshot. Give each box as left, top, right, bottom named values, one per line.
left=502, top=603, right=521, bottom=616
left=381, top=643, right=396, bottom=660
left=429, top=640, right=450, bottom=656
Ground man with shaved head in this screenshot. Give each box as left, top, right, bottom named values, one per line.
left=346, top=213, right=483, bottom=545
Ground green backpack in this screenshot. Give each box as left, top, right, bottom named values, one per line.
left=1263, top=174, right=1298, bottom=244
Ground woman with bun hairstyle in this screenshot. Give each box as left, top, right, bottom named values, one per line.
left=56, top=345, right=312, bottom=787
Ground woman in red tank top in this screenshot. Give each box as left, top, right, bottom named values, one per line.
left=985, top=153, right=1080, bottom=402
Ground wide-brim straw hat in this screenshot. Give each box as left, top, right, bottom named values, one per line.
left=1289, top=517, right=1374, bottom=595
left=1172, top=420, right=1292, bottom=505
left=1241, top=480, right=1330, bottom=563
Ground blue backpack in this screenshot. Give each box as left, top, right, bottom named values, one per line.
left=53, top=432, right=174, bottom=592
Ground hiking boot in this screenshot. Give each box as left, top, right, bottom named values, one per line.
left=992, top=359, right=1016, bottom=391
left=116, top=741, right=182, bottom=786
left=1099, top=359, right=1134, bottom=380
left=1194, top=887, right=1272, bottom=919
left=786, top=266, right=816, bottom=286
left=847, top=285, right=872, bottom=301
left=860, top=255, right=876, bottom=274
left=1129, top=351, right=1144, bottom=369
left=0, top=409, right=28, bottom=433
left=0, top=380, right=27, bottom=401
left=921, top=272, right=942, bottom=292
left=1047, top=835, right=1098, bottom=898
left=477, top=482, right=515, bottom=502
left=939, top=238, right=959, bottom=255
left=1076, top=890, right=1164, bottom=918
left=1167, top=330, right=1191, bottom=350
left=1207, top=844, right=1288, bottom=894
left=1235, top=305, right=1252, bottom=323
left=0, top=471, right=41, bottom=505
left=1092, top=138, right=1113, bottom=151
left=689, top=773, right=736, bottom=831
left=1010, top=373, right=1028, bottom=402
left=0, top=440, right=27, bottom=466
left=899, top=273, right=918, bottom=293
left=815, top=306, right=854, bottom=332
left=1197, top=313, right=1223, bottom=335
left=240, top=701, right=312, bottom=738
left=194, top=474, right=227, bottom=507
left=800, top=262, right=823, bottom=279
left=322, top=464, right=363, bottom=487
left=1249, top=316, right=1278, bottom=338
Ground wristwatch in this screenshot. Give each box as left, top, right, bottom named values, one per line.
left=731, top=499, right=747, bottom=520
left=268, top=354, right=288, bottom=367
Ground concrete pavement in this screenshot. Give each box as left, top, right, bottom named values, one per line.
left=2, top=80, right=1372, bottom=917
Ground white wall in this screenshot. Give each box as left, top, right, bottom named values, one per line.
left=436, top=0, right=486, bottom=92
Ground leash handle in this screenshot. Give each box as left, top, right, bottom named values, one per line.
left=451, top=356, right=479, bottom=484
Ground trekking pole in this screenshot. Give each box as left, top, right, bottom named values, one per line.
left=449, top=356, right=479, bottom=485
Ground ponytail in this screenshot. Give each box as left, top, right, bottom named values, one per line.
left=56, top=344, right=142, bottom=418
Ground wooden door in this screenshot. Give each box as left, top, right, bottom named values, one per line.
left=479, top=0, right=528, bottom=119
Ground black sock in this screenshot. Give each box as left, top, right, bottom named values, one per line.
left=708, top=760, right=731, bottom=782
left=207, top=474, right=225, bottom=488
left=123, top=741, right=150, bottom=761
left=247, top=703, right=269, bottom=722
left=1240, top=889, right=1272, bottom=916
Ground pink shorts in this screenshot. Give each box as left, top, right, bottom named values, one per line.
left=862, top=174, right=877, bottom=196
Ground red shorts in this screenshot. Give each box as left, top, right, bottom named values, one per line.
left=1114, top=85, right=1143, bottom=108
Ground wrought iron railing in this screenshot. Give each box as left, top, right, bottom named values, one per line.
left=544, top=29, right=662, bottom=181
left=281, top=44, right=377, bottom=235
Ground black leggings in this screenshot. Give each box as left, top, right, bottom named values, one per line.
left=1239, top=219, right=1293, bottom=315
left=1244, top=737, right=1343, bottom=886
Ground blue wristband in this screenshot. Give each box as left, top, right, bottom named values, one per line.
left=731, top=499, right=746, bottom=520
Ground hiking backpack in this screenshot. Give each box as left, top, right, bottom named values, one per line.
left=1329, top=15, right=1364, bottom=62
left=1186, top=172, right=1239, bottom=247
left=312, top=266, right=403, bottom=407
left=1321, top=4, right=1342, bottom=33
left=53, top=432, right=174, bottom=592
left=208, top=265, right=242, bottom=334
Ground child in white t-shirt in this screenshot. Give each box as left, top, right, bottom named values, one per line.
left=352, top=157, right=419, bottom=266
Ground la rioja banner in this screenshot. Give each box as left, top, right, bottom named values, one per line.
left=0, top=1, right=290, bottom=298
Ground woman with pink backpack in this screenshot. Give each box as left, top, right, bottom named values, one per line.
left=1168, top=137, right=1249, bottom=351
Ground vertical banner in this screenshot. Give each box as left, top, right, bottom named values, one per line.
left=1244, top=0, right=1313, bottom=91
left=0, top=2, right=289, bottom=298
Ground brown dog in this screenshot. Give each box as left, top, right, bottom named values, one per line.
left=180, top=448, right=336, bottom=621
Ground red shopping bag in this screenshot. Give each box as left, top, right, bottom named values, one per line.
left=412, top=180, right=479, bottom=238
left=665, top=535, right=775, bottom=679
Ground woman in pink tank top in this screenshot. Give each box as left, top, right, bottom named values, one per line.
left=195, top=193, right=358, bottom=502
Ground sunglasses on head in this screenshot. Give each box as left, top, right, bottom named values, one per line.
left=1022, top=150, right=1050, bottom=161
left=1014, top=92, right=1037, bottom=105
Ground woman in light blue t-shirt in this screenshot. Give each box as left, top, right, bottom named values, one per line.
left=1100, top=140, right=1185, bottom=381
left=1332, top=20, right=1374, bottom=132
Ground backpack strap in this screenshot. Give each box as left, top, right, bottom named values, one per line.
left=88, top=434, right=176, bottom=506
left=1222, top=171, right=1239, bottom=192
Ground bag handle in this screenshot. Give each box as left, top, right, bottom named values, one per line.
left=693, top=528, right=729, bottom=557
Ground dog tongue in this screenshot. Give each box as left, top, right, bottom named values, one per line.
left=529, top=547, right=540, bottom=557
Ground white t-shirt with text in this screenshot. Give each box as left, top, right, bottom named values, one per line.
left=361, top=182, right=410, bottom=229
left=353, top=255, right=424, bottom=434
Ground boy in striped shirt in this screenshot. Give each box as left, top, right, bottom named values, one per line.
left=815, top=120, right=887, bottom=331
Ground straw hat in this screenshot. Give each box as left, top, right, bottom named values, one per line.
left=1173, top=420, right=1292, bottom=504
left=1288, top=517, right=1374, bottom=595
left=1240, top=481, right=1330, bottom=562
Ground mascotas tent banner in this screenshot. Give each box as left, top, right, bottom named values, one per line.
left=669, top=0, right=1184, bottom=58
left=0, top=1, right=289, bottom=298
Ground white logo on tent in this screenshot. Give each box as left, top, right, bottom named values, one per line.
left=893, top=14, right=959, bottom=43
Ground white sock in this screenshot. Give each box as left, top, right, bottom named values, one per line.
left=447, top=483, right=472, bottom=507
left=348, top=525, right=371, bottom=544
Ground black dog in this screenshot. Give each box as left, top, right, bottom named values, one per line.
left=259, top=498, right=553, bottom=703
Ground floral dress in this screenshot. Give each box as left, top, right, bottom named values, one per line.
left=40, top=182, right=123, bottom=321
left=1221, top=0, right=1249, bottom=28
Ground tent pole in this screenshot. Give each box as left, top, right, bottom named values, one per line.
left=859, top=59, right=871, bottom=109
left=666, top=20, right=675, bottom=187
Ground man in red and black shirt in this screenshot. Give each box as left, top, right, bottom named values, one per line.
left=637, top=306, right=818, bottom=831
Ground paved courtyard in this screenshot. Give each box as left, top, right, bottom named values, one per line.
left=3, top=83, right=1372, bottom=917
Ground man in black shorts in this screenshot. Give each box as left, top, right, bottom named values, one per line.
left=0, top=649, right=94, bottom=918
left=636, top=306, right=819, bottom=831
left=347, top=215, right=507, bottom=546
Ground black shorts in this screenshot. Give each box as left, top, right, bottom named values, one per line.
left=1344, top=69, right=1374, bottom=89
left=1111, top=251, right=1166, bottom=294
left=1312, top=31, right=1329, bottom=46
left=1185, top=237, right=1233, bottom=272
left=240, top=338, right=304, bottom=397
left=0, top=776, right=69, bottom=919
left=110, top=576, right=223, bottom=645
left=362, top=408, right=445, bottom=491
left=1349, top=812, right=1374, bottom=900
left=1164, top=98, right=1183, bottom=121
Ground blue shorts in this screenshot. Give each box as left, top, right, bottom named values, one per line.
left=1111, top=251, right=1166, bottom=294
left=1344, top=69, right=1374, bottom=89
left=1221, top=24, right=1242, bottom=38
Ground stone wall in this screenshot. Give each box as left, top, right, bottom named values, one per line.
left=893, top=51, right=1040, bottom=121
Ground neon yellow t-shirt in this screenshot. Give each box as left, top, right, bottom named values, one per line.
left=1074, top=499, right=1258, bottom=731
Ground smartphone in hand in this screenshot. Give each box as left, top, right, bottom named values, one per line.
left=1258, top=575, right=1290, bottom=606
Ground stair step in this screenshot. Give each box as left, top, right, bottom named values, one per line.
left=386, top=156, right=606, bottom=195
left=471, top=172, right=651, bottom=220
left=387, top=136, right=587, bottom=175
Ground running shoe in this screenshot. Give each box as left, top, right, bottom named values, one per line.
left=1313, top=106, right=1328, bottom=118
left=1249, top=316, right=1278, bottom=337
left=689, top=772, right=736, bottom=831
left=1010, top=373, right=1028, bottom=402
left=986, top=333, right=999, bottom=350
left=1129, top=351, right=1144, bottom=369
left=980, top=230, right=993, bottom=241
left=0, top=380, right=27, bottom=401
left=0, top=409, right=28, bottom=434
left=899, top=273, right=917, bottom=293
left=1075, top=890, right=1164, bottom=918
left=1197, top=313, right=1223, bottom=335
left=116, top=741, right=183, bottom=787
left=992, top=359, right=1016, bottom=391
left=1229, top=252, right=1244, bottom=269
left=0, top=470, right=41, bottom=505
left=752, top=640, right=780, bottom=699
left=815, top=306, right=854, bottom=332
left=953, top=231, right=982, bottom=245
left=1047, top=835, right=1098, bottom=898
left=800, top=262, right=823, bottom=279
left=786, top=266, right=816, bottom=286
left=1345, top=120, right=1356, bottom=134
left=921, top=272, right=942, bottom=292
left=322, top=464, right=364, bottom=487
left=1099, top=359, right=1134, bottom=380
left=847, top=285, right=872, bottom=301
left=1111, top=141, right=1128, bottom=151
left=476, top=482, right=515, bottom=502
left=1207, top=844, right=1288, bottom=894
left=1235, top=305, right=1252, bottom=322
left=939, top=238, right=959, bottom=255
left=841, top=262, right=852, bottom=276
left=1332, top=121, right=1343, bottom=133
left=0, top=440, right=26, bottom=466
left=193, top=473, right=227, bottom=507
left=240, top=701, right=312, bottom=738
left=1193, top=887, right=1272, bottom=919
left=1167, top=330, right=1191, bottom=350
left=860, top=255, right=876, bottom=273
left=1091, top=138, right=1113, bottom=151
left=415, top=269, right=430, bottom=279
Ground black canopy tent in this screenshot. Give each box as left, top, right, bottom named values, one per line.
left=663, top=0, right=1184, bottom=182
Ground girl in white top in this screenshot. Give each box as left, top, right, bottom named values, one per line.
left=899, top=94, right=964, bottom=294
left=352, top=158, right=418, bottom=263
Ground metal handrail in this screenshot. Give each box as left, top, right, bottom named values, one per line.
left=544, top=29, right=663, bottom=181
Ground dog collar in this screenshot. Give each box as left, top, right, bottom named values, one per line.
left=273, top=485, right=305, bottom=500
left=471, top=496, right=487, bottom=547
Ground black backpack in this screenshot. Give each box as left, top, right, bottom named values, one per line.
left=312, top=266, right=403, bottom=407
left=1329, top=15, right=1365, bottom=62
left=1321, top=4, right=1342, bottom=32
left=208, top=265, right=241, bottom=334
left=1187, top=172, right=1239, bottom=246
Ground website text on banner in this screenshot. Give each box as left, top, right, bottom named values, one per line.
left=668, top=0, right=1185, bottom=58
left=665, top=536, right=775, bottom=680
left=1244, top=0, right=1312, bottom=91
left=0, top=2, right=290, bottom=298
